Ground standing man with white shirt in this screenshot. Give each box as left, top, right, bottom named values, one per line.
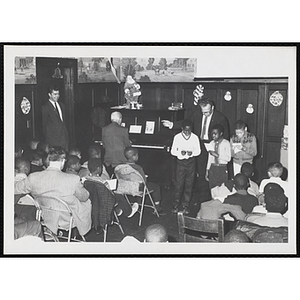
left=162, top=98, right=229, bottom=187
left=42, top=86, right=69, bottom=151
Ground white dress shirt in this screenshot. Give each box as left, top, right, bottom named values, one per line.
left=49, top=99, right=63, bottom=121
left=201, top=113, right=213, bottom=140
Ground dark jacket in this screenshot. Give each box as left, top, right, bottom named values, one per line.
left=174, top=106, right=230, bottom=141
left=42, top=101, right=69, bottom=151
left=102, top=122, right=131, bottom=167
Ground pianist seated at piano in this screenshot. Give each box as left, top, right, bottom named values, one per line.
left=102, top=111, right=132, bottom=176
left=124, top=147, right=166, bottom=215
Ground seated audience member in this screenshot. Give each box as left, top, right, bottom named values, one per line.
left=79, top=145, right=110, bottom=180
left=68, top=146, right=82, bottom=160
left=14, top=157, right=36, bottom=221
left=14, top=219, right=43, bottom=240
left=223, top=173, right=258, bottom=214
left=210, top=179, right=236, bottom=203
left=258, top=162, right=289, bottom=205
left=224, top=229, right=251, bottom=243
left=14, top=146, right=92, bottom=237
left=29, top=139, right=39, bottom=150
left=29, top=149, right=46, bottom=173
left=85, top=158, right=138, bottom=221
left=211, top=162, right=258, bottom=202
left=15, top=144, right=24, bottom=158
left=37, top=141, right=50, bottom=153
left=246, top=183, right=288, bottom=228
left=144, top=224, right=168, bottom=242
left=233, top=219, right=288, bottom=243
left=23, top=139, right=40, bottom=160
left=65, top=155, right=81, bottom=175
left=15, top=157, right=30, bottom=182
left=121, top=224, right=169, bottom=243
left=240, top=162, right=259, bottom=198
left=196, top=199, right=246, bottom=221
left=124, top=147, right=165, bottom=215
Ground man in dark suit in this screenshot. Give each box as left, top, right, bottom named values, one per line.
left=42, top=86, right=69, bottom=151
left=102, top=111, right=131, bottom=176
left=162, top=97, right=230, bottom=184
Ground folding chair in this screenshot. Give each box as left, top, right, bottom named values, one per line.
left=114, top=164, right=159, bottom=226
left=177, top=212, right=224, bottom=242
left=84, top=179, right=124, bottom=242
left=33, top=196, right=86, bottom=242
left=103, top=203, right=125, bottom=242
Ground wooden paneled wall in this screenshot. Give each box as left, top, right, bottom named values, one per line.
left=74, top=80, right=288, bottom=179
left=15, top=79, right=288, bottom=180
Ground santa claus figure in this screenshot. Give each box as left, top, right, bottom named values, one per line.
left=124, top=75, right=141, bottom=109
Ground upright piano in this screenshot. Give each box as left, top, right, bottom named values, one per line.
left=105, top=107, right=185, bottom=186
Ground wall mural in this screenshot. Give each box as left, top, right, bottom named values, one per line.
left=14, top=57, right=197, bottom=84
left=14, top=57, right=36, bottom=84
left=77, top=57, right=197, bottom=83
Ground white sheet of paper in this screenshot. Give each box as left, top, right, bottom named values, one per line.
left=232, top=143, right=242, bottom=154
left=145, top=121, right=155, bottom=134
left=204, top=143, right=214, bottom=152
left=106, top=179, right=117, bottom=190
left=129, top=125, right=142, bottom=134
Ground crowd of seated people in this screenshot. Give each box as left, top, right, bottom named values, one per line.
left=13, top=140, right=145, bottom=242
left=196, top=161, right=289, bottom=243
left=13, top=133, right=289, bottom=244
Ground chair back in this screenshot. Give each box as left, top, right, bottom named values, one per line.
left=177, top=212, right=224, bottom=242
left=114, top=164, right=144, bottom=196
left=33, top=195, right=74, bottom=235
left=84, top=179, right=115, bottom=230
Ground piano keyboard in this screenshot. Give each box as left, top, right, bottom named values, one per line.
left=132, top=144, right=165, bottom=150
left=95, top=140, right=166, bottom=150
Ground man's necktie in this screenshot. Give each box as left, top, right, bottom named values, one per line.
left=214, top=141, right=219, bottom=164
left=54, top=102, right=61, bottom=120
left=201, top=115, right=208, bottom=140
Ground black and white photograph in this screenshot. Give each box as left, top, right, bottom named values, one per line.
left=3, top=44, right=297, bottom=256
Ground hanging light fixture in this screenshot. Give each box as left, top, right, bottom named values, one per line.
left=52, top=62, right=63, bottom=79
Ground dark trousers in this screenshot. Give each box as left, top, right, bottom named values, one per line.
left=196, top=139, right=209, bottom=181
left=208, top=164, right=228, bottom=190
left=174, top=157, right=195, bottom=208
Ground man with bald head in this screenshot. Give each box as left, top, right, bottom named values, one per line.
left=144, top=224, right=168, bottom=243
left=102, top=111, right=131, bottom=175
left=223, top=173, right=258, bottom=214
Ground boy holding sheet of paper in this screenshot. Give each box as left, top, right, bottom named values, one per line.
left=205, top=124, right=231, bottom=190
left=230, top=120, right=257, bottom=175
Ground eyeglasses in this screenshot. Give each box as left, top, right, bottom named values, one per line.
left=202, top=111, right=211, bottom=116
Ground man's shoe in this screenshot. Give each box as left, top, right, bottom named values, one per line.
left=171, top=206, right=179, bottom=214
left=127, top=202, right=139, bottom=218
left=182, top=207, right=190, bottom=215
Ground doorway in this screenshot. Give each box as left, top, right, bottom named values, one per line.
left=36, top=57, right=77, bottom=147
